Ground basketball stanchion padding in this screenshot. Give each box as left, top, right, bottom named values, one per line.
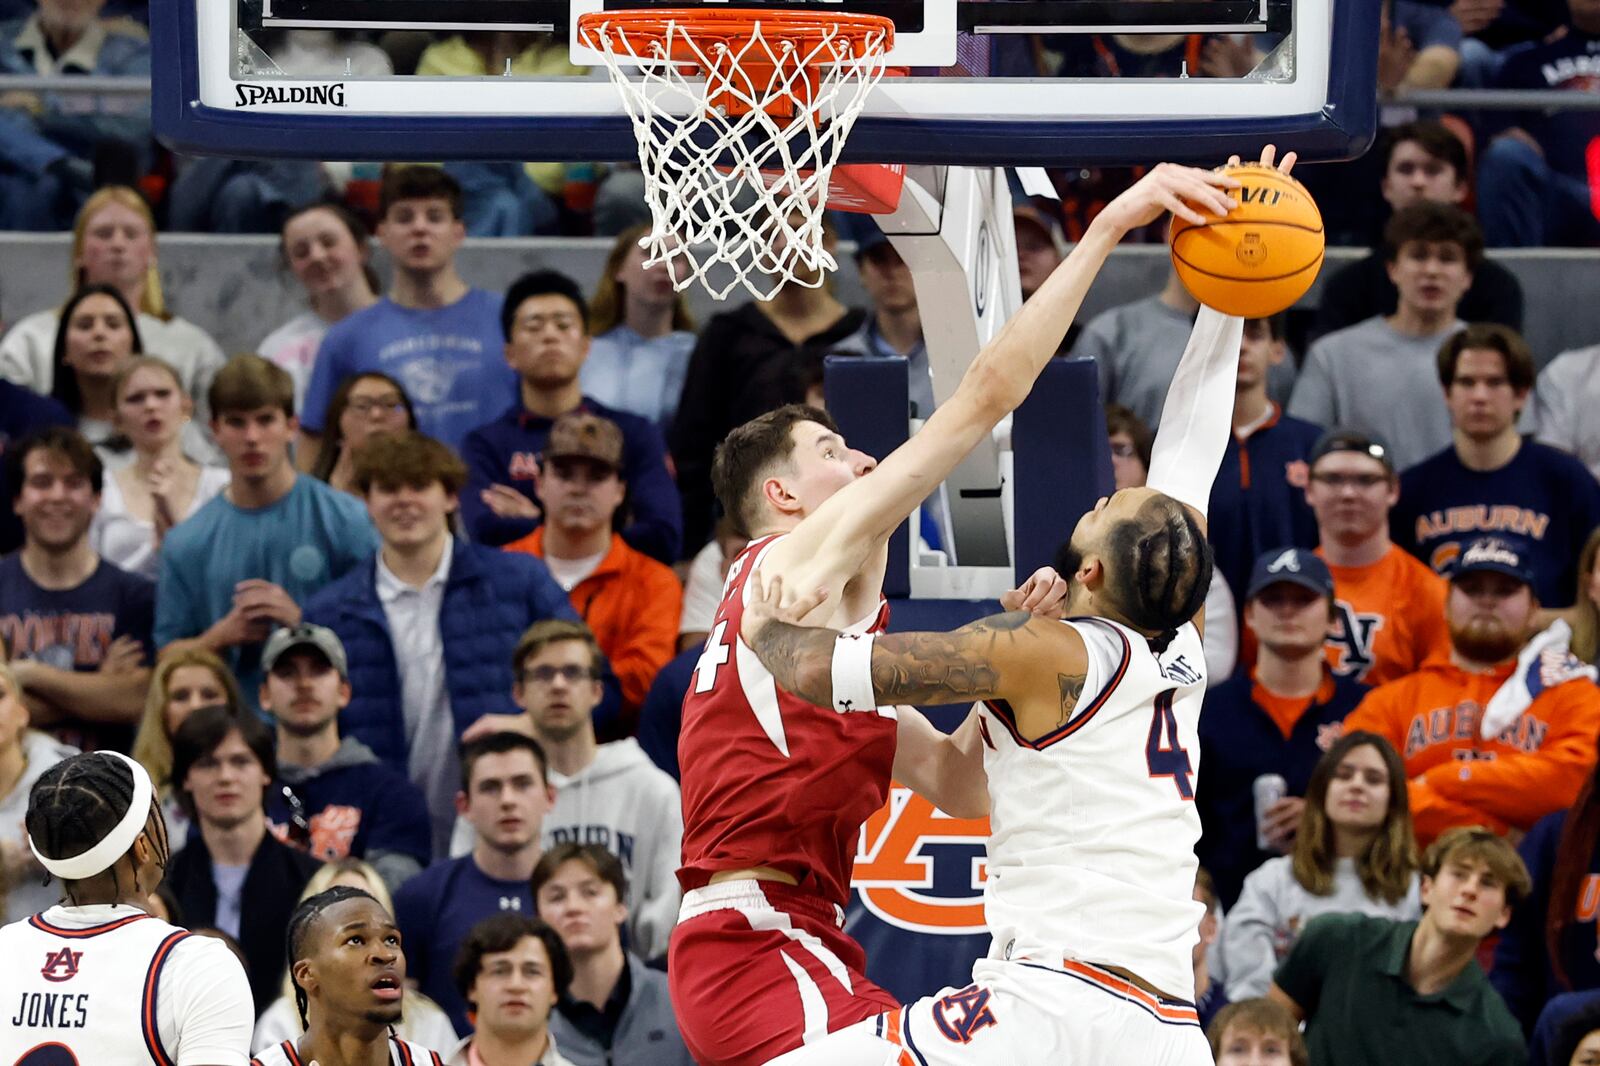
left=1169, top=162, right=1325, bottom=318
left=577, top=8, right=897, bottom=300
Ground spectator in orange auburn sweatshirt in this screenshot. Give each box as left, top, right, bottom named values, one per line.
left=1344, top=536, right=1600, bottom=848
left=505, top=412, right=681, bottom=738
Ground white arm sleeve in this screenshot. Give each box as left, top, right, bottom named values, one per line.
left=159, top=934, right=256, bottom=1066
left=1145, top=306, right=1244, bottom=518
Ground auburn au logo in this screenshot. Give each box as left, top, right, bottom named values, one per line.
left=852, top=783, right=989, bottom=935
left=40, top=948, right=82, bottom=983
left=1326, top=600, right=1384, bottom=680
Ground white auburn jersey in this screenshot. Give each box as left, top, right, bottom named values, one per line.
left=251, top=1036, right=443, bottom=1066
left=0, top=904, right=254, bottom=1066
left=979, top=616, right=1207, bottom=1000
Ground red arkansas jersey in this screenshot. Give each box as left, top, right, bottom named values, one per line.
left=678, top=533, right=896, bottom=908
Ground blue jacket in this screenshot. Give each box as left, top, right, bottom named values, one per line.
left=302, top=539, right=586, bottom=769
left=460, top=397, right=682, bottom=563
left=1196, top=668, right=1369, bottom=910
left=0, top=17, right=152, bottom=171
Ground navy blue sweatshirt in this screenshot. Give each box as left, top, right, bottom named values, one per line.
left=1392, top=440, right=1600, bottom=607
left=1207, top=405, right=1324, bottom=613
left=459, top=397, right=682, bottom=563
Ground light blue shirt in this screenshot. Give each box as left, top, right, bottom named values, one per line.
left=154, top=475, right=378, bottom=710
left=302, top=290, right=517, bottom=450
left=579, top=325, right=695, bottom=430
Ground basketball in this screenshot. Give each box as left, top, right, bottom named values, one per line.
left=1168, top=162, right=1325, bottom=318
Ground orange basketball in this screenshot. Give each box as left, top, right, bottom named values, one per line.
left=1169, top=163, right=1325, bottom=318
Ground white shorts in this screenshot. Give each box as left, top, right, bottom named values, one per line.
left=764, top=957, right=1211, bottom=1066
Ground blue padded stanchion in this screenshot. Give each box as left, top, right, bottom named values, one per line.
left=824, top=354, right=911, bottom=598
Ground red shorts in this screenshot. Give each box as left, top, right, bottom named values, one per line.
left=668, top=880, right=900, bottom=1066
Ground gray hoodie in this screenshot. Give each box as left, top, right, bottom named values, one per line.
left=542, top=739, right=682, bottom=961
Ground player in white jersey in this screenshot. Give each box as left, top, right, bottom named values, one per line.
left=250, top=886, right=444, bottom=1066
left=0, top=749, right=255, bottom=1066
left=735, top=149, right=1296, bottom=1066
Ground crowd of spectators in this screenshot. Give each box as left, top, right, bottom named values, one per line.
left=0, top=7, right=1597, bottom=1054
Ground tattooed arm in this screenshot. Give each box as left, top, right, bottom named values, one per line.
left=745, top=609, right=1091, bottom=738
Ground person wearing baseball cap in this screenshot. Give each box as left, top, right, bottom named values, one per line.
left=458, top=269, right=683, bottom=563
left=258, top=623, right=432, bottom=891
left=506, top=412, right=683, bottom=733
left=1303, top=428, right=1452, bottom=687
left=1199, top=547, right=1371, bottom=909
left=1344, top=535, right=1600, bottom=846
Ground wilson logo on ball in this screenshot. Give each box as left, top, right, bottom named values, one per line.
left=852, top=783, right=989, bottom=934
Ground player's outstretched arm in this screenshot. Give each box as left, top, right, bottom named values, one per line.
left=764, top=165, right=1241, bottom=610
left=740, top=571, right=1087, bottom=721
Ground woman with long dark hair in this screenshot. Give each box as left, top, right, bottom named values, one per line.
left=1222, top=731, right=1422, bottom=1000
left=49, top=284, right=143, bottom=446
left=308, top=371, right=416, bottom=495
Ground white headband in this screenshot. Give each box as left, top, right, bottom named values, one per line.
left=29, top=751, right=155, bottom=881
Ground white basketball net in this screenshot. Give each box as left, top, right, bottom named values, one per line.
left=580, top=13, right=891, bottom=300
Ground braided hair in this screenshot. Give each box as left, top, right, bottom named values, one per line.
left=25, top=752, right=167, bottom=906
left=285, top=885, right=378, bottom=1028
left=1072, top=494, right=1213, bottom=654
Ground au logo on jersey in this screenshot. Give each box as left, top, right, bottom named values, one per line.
left=1327, top=600, right=1383, bottom=679
left=852, top=784, right=989, bottom=935
left=40, top=948, right=82, bottom=983
left=933, top=985, right=999, bottom=1043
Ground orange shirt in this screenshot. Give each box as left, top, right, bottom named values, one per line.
left=505, top=529, right=683, bottom=724
left=1343, top=660, right=1600, bottom=846
left=1319, top=545, right=1451, bottom=687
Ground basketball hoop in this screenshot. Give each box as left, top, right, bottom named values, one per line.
left=577, top=8, right=899, bottom=300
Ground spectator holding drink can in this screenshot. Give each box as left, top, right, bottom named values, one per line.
left=1221, top=731, right=1423, bottom=1001
left=1198, top=548, right=1371, bottom=908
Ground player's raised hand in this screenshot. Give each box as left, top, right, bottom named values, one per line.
left=740, top=569, right=830, bottom=646
left=1001, top=566, right=1070, bottom=617
left=1227, top=143, right=1299, bottom=176
left=1096, top=163, right=1240, bottom=234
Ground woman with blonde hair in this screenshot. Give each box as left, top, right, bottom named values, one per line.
left=0, top=661, right=78, bottom=923
left=580, top=223, right=696, bottom=429
left=1222, top=731, right=1422, bottom=1000
left=0, top=187, right=227, bottom=428
left=131, top=648, right=244, bottom=844
left=252, top=857, right=459, bottom=1053
left=91, top=356, right=231, bottom=577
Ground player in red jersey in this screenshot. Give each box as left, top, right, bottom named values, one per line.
left=668, top=163, right=1243, bottom=1066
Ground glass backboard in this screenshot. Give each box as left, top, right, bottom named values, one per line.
left=152, top=0, right=1379, bottom=165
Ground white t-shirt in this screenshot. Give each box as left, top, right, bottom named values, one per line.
left=90, top=464, right=231, bottom=580
left=257, top=311, right=329, bottom=419
left=543, top=550, right=606, bottom=592
left=0, top=903, right=254, bottom=1065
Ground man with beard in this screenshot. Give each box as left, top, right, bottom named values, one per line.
left=1344, top=537, right=1600, bottom=847
left=253, top=886, right=446, bottom=1065
left=459, top=270, right=680, bottom=560
left=258, top=623, right=431, bottom=892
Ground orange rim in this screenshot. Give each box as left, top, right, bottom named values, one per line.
left=577, top=8, right=894, bottom=66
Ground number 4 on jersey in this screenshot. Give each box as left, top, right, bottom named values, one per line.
left=1146, top=690, right=1194, bottom=800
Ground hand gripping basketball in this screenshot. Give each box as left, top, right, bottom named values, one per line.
left=1096, top=163, right=1241, bottom=236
